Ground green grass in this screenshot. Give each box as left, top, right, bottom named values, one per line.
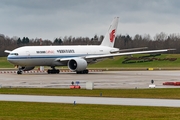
left=0, top=101, right=180, bottom=120
left=1, top=88, right=180, bottom=119
left=89, top=54, right=180, bottom=68
left=1, top=88, right=180, bottom=99
left=0, top=57, right=14, bottom=68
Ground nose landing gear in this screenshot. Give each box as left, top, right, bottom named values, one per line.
left=17, top=67, right=22, bottom=74
left=17, top=70, right=22, bottom=74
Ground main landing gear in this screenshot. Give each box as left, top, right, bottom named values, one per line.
left=76, top=69, right=89, bottom=74
left=47, top=67, right=60, bottom=74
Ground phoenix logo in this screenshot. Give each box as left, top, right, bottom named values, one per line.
left=109, top=29, right=115, bottom=42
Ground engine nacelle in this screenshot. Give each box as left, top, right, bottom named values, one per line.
left=68, top=58, right=87, bottom=71
left=21, top=66, right=35, bottom=71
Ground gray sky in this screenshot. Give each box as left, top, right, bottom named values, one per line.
left=1, top=0, right=180, bottom=40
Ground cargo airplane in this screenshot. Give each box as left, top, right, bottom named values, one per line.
left=5, top=17, right=172, bottom=74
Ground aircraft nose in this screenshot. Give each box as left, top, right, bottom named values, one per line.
left=7, top=55, right=10, bottom=60
left=7, top=55, right=12, bottom=62
left=7, top=55, right=16, bottom=64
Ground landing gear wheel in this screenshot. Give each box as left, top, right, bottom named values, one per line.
left=76, top=69, right=89, bottom=74
left=47, top=68, right=60, bottom=74
left=84, top=69, right=89, bottom=74
left=17, top=71, right=22, bottom=74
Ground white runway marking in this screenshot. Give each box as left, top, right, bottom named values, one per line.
left=0, top=94, right=180, bottom=107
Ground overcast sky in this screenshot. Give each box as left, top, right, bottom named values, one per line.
left=1, top=0, right=180, bottom=40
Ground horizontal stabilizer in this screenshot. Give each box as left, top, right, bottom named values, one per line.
left=4, top=50, right=11, bottom=53
left=110, top=47, right=148, bottom=53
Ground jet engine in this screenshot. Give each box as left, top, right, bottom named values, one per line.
left=68, top=58, right=87, bottom=71
left=21, top=66, right=35, bottom=71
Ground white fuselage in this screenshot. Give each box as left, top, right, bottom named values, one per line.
left=7, top=45, right=118, bottom=67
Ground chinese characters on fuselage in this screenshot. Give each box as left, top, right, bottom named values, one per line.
left=57, top=49, right=75, bottom=53
left=36, top=49, right=75, bottom=54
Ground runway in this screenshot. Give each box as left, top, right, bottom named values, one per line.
left=0, top=70, right=180, bottom=89
left=0, top=94, right=180, bottom=107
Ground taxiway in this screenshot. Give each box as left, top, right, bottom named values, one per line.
left=0, top=94, right=180, bottom=107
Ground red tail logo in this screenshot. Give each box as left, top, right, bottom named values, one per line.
left=109, top=29, right=115, bottom=42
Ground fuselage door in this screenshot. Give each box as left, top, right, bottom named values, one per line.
left=26, top=51, right=30, bottom=58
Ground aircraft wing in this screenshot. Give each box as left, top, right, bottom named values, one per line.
left=58, top=49, right=174, bottom=61
left=85, top=49, right=174, bottom=59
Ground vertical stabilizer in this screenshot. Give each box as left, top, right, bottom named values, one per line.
left=100, top=17, right=119, bottom=47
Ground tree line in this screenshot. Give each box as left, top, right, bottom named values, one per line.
left=0, top=32, right=179, bottom=57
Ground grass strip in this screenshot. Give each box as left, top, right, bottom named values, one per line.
left=1, top=88, right=180, bottom=99
left=0, top=101, right=180, bottom=120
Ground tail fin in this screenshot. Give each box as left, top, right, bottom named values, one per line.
left=100, top=17, right=119, bottom=47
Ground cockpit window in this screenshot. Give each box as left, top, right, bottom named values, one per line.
left=10, top=53, right=18, bottom=56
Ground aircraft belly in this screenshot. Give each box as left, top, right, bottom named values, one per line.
left=9, top=58, right=65, bottom=66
